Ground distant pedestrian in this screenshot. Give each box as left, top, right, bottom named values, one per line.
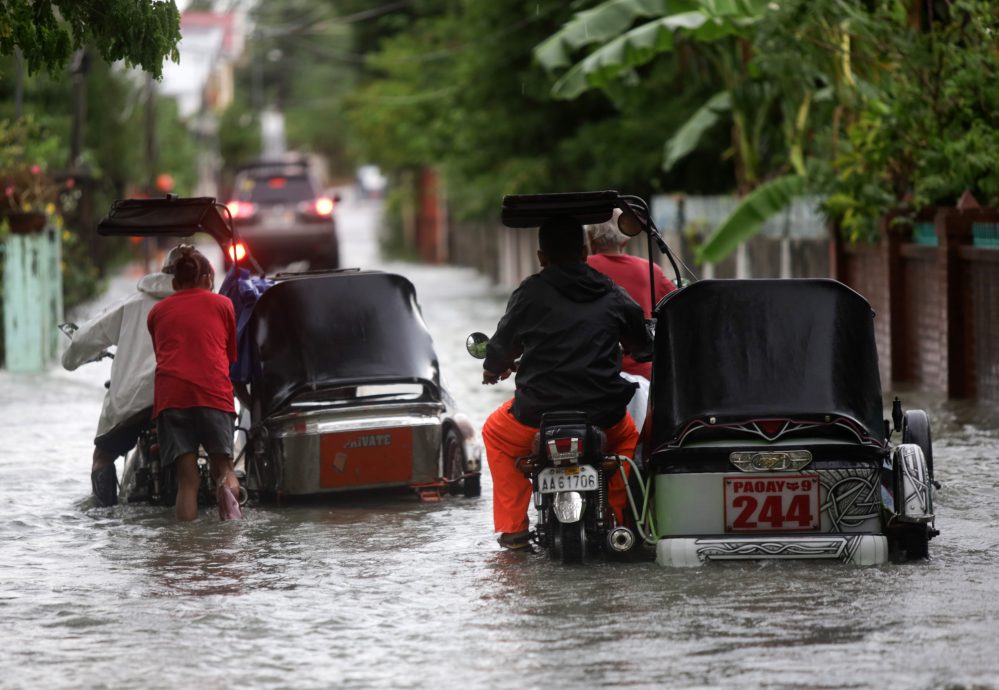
left=147, top=247, right=241, bottom=521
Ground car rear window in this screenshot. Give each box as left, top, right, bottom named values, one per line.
left=236, top=173, right=316, bottom=204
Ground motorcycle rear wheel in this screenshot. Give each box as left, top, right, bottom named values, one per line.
left=552, top=520, right=584, bottom=564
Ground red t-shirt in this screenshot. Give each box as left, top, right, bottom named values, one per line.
left=147, top=288, right=237, bottom=417
left=587, top=253, right=676, bottom=379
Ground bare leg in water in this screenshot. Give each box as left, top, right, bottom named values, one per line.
left=210, top=454, right=242, bottom=520
left=175, top=452, right=200, bottom=521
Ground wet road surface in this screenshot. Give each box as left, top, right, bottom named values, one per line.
left=1, top=195, right=998, bottom=689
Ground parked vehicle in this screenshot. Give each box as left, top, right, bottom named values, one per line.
left=97, top=195, right=482, bottom=505
left=497, top=190, right=939, bottom=566
left=466, top=333, right=636, bottom=563
left=226, top=157, right=340, bottom=270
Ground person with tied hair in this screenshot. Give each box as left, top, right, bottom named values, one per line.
left=480, top=214, right=653, bottom=550
left=147, top=247, right=242, bottom=521
left=62, top=244, right=187, bottom=507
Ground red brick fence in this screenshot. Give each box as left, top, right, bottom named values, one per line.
left=832, top=207, right=999, bottom=402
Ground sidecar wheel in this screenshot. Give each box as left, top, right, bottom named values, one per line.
left=903, top=410, right=934, bottom=480
left=462, top=474, right=481, bottom=498
left=902, top=524, right=930, bottom=560
left=442, top=428, right=465, bottom=495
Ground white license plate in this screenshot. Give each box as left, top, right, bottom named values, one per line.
left=724, top=474, right=820, bottom=532
left=538, top=465, right=598, bottom=494
left=261, top=208, right=295, bottom=228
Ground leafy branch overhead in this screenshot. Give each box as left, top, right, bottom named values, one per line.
left=535, top=0, right=771, bottom=99
left=0, top=0, right=181, bottom=77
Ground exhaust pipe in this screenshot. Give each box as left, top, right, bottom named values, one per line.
left=607, top=526, right=636, bottom=553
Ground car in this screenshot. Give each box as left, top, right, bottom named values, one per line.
left=226, top=158, right=340, bottom=270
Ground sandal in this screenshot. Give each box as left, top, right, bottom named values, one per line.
left=217, top=483, right=243, bottom=521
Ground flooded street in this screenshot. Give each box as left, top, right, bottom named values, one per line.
left=2, top=196, right=999, bottom=690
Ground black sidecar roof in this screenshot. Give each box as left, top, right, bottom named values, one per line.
left=650, top=279, right=884, bottom=447
left=97, top=196, right=232, bottom=248
left=249, top=271, right=440, bottom=418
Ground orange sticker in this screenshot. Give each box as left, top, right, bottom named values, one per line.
left=319, top=428, right=414, bottom=489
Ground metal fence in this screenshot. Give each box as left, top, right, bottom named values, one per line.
left=449, top=195, right=832, bottom=287
left=1, top=225, right=64, bottom=372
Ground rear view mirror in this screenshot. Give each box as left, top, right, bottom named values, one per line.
left=617, top=206, right=644, bottom=237
left=465, top=332, right=489, bottom=359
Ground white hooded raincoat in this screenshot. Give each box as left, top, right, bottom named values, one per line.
left=62, top=273, right=175, bottom=438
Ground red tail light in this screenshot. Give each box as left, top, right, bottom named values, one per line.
left=228, top=241, right=247, bottom=263
left=226, top=200, right=256, bottom=219
left=546, top=437, right=584, bottom=464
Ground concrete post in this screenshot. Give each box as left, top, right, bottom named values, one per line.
left=2, top=224, right=63, bottom=372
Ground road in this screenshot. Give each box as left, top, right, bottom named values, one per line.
left=1, top=194, right=998, bottom=689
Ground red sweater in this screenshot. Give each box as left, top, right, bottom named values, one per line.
left=586, top=253, right=676, bottom=379
left=147, top=288, right=237, bottom=417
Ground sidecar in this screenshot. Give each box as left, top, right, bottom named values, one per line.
left=242, top=269, right=483, bottom=499
left=649, top=279, right=937, bottom=566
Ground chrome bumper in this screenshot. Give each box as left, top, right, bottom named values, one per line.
left=656, top=534, right=889, bottom=567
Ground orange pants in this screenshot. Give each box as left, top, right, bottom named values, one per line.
left=481, top=400, right=638, bottom=534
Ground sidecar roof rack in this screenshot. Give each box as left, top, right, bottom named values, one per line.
left=501, top=189, right=652, bottom=235
left=97, top=195, right=233, bottom=248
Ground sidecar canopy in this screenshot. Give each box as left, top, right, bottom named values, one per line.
left=97, top=196, right=232, bottom=249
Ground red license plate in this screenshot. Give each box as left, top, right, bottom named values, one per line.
left=724, top=474, right=820, bottom=532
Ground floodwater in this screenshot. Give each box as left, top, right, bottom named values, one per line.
left=2, top=196, right=999, bottom=690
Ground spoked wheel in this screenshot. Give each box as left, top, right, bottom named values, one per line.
left=550, top=520, right=585, bottom=564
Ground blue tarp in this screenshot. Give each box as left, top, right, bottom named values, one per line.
left=219, top=267, right=273, bottom=384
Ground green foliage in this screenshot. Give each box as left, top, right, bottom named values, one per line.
left=0, top=0, right=181, bottom=77
left=696, top=174, right=803, bottom=262
left=536, top=0, right=770, bottom=99
left=662, top=90, right=730, bottom=171
left=822, top=0, right=999, bottom=242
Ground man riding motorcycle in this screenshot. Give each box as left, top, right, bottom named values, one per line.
left=62, top=246, right=186, bottom=506
left=481, top=215, right=653, bottom=549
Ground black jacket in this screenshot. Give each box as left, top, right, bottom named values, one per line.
left=484, top=262, right=652, bottom=428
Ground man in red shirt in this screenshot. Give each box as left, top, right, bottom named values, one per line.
left=147, top=247, right=242, bottom=521
left=586, top=210, right=676, bottom=430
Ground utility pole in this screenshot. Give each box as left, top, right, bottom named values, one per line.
left=144, top=72, right=158, bottom=272
left=68, top=50, right=90, bottom=171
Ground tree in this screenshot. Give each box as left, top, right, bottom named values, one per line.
left=0, top=0, right=181, bottom=77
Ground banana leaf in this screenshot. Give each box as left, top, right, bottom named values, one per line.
left=696, top=174, right=804, bottom=264
left=535, top=0, right=696, bottom=71
left=663, top=90, right=732, bottom=171
left=549, top=11, right=762, bottom=99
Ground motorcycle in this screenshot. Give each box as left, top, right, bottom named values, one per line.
left=60, top=321, right=248, bottom=510
left=466, top=333, right=638, bottom=563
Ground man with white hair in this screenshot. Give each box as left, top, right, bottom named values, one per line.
left=62, top=245, right=187, bottom=506
left=586, top=210, right=675, bottom=430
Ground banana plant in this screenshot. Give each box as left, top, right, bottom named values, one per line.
left=536, top=0, right=830, bottom=263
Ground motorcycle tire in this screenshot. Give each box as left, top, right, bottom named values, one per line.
left=556, top=520, right=585, bottom=565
